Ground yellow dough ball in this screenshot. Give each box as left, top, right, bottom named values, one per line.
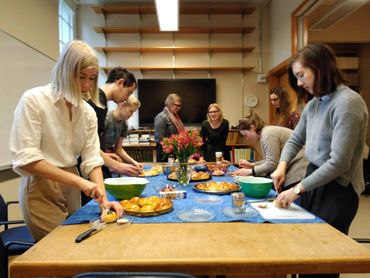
left=103, top=211, right=117, bottom=223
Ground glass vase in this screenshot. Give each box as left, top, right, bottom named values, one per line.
left=175, top=163, right=192, bottom=186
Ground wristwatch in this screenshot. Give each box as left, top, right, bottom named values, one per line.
left=293, top=184, right=303, bottom=195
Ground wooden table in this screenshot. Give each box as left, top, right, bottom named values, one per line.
left=10, top=222, right=370, bottom=277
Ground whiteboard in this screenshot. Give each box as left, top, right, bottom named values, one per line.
left=0, top=30, right=56, bottom=170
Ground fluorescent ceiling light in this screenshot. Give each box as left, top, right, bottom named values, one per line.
left=155, top=0, right=179, bottom=31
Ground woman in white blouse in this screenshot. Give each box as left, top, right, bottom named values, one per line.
left=10, top=40, right=122, bottom=241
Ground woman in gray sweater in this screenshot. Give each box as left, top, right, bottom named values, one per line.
left=272, top=44, right=368, bottom=237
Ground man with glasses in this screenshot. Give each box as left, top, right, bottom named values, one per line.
left=154, top=93, right=185, bottom=162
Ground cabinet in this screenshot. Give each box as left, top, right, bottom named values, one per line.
left=122, top=129, right=156, bottom=162
left=92, top=3, right=256, bottom=73
left=226, top=129, right=255, bottom=164
left=327, top=43, right=360, bottom=91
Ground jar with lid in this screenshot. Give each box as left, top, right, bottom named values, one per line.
left=231, top=192, right=246, bottom=213
left=215, top=152, right=223, bottom=165
left=168, top=154, right=175, bottom=164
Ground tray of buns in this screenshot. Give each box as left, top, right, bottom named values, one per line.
left=138, top=166, right=162, bottom=177
left=193, top=181, right=240, bottom=195
left=119, top=196, right=173, bottom=217
left=167, top=171, right=211, bottom=182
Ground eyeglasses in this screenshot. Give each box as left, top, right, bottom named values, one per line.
left=174, top=103, right=182, bottom=107
left=208, top=110, right=219, bottom=114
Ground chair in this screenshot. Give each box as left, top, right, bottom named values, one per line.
left=72, top=272, right=197, bottom=278
left=0, top=194, right=34, bottom=278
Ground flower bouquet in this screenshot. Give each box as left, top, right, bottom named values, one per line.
left=160, top=130, right=203, bottom=185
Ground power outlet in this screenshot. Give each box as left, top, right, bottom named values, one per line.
left=257, top=73, right=267, bottom=83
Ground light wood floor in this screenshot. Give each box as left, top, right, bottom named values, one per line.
left=8, top=195, right=370, bottom=278
left=342, top=194, right=370, bottom=278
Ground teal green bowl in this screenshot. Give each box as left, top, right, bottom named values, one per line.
left=104, top=177, right=149, bottom=200
left=237, top=177, right=273, bottom=198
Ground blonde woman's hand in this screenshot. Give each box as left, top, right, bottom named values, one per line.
left=99, top=200, right=124, bottom=221
left=79, top=179, right=105, bottom=203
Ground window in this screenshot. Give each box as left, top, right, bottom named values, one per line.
left=59, top=0, right=76, bottom=52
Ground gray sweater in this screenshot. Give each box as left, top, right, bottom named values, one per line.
left=154, top=109, right=178, bottom=143
left=255, top=126, right=308, bottom=187
left=280, top=85, right=368, bottom=196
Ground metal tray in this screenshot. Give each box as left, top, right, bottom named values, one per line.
left=167, top=172, right=212, bottom=182
left=124, top=205, right=173, bottom=217
left=192, top=182, right=240, bottom=195
left=138, top=172, right=160, bottom=177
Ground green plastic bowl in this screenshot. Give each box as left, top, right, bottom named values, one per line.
left=238, top=177, right=273, bottom=198
left=104, top=177, right=149, bottom=200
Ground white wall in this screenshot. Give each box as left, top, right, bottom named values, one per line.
left=269, top=0, right=302, bottom=69
left=0, top=0, right=59, bottom=223
left=0, top=0, right=59, bottom=60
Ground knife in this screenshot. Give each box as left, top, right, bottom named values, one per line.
left=75, top=219, right=105, bottom=243
left=246, top=197, right=275, bottom=204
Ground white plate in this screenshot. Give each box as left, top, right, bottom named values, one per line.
left=177, top=209, right=215, bottom=222
left=223, top=207, right=259, bottom=220
left=193, top=196, right=223, bottom=205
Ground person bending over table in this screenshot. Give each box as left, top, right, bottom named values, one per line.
left=103, top=95, right=143, bottom=170
left=87, top=67, right=142, bottom=178
left=271, top=44, right=368, bottom=240
left=233, top=111, right=308, bottom=191
left=154, top=93, right=185, bottom=162
left=10, top=40, right=123, bottom=242
left=200, top=103, right=230, bottom=162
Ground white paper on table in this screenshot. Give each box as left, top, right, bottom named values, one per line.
left=250, top=202, right=316, bottom=220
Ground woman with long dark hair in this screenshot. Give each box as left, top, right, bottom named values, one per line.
left=269, top=86, right=301, bottom=129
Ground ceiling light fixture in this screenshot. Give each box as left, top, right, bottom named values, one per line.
left=155, top=0, right=179, bottom=31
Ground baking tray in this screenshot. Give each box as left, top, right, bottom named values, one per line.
left=124, top=205, right=173, bottom=217
left=193, top=182, right=240, bottom=195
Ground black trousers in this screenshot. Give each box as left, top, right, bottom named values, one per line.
left=297, top=163, right=359, bottom=278
left=301, top=163, right=359, bottom=235
left=156, top=143, right=167, bottom=162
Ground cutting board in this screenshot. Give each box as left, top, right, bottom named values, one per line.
left=250, top=202, right=316, bottom=220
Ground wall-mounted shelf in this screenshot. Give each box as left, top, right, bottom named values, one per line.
left=101, top=66, right=254, bottom=73
left=95, top=46, right=255, bottom=54
left=93, top=4, right=255, bottom=15
left=92, top=3, right=257, bottom=75
left=93, top=26, right=255, bottom=34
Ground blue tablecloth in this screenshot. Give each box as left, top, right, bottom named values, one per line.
left=64, top=166, right=323, bottom=225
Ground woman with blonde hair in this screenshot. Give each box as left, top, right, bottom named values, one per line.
left=10, top=40, right=122, bottom=241
left=200, top=103, right=230, bottom=162
left=103, top=95, right=143, bottom=169
left=270, top=86, right=300, bottom=129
